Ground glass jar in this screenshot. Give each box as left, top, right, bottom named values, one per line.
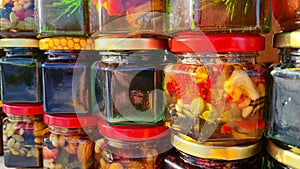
left=43, top=114, right=99, bottom=169
left=40, top=37, right=95, bottom=114
left=264, top=140, right=300, bottom=169
left=164, top=0, right=271, bottom=35
left=95, top=120, right=172, bottom=169
left=35, top=0, right=90, bottom=38
left=267, top=31, right=300, bottom=148
left=273, top=0, right=300, bottom=31
left=164, top=133, right=263, bottom=169
left=0, top=38, right=45, bottom=104
left=164, top=34, right=266, bottom=146
left=91, top=0, right=163, bottom=36
left=0, top=0, right=35, bottom=38
left=92, top=38, right=170, bottom=126
left=2, top=104, right=47, bottom=168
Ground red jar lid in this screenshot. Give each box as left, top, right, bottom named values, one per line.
left=170, top=33, right=265, bottom=53
left=44, top=114, right=98, bottom=128
left=3, top=104, right=45, bottom=115
left=98, top=120, right=170, bottom=141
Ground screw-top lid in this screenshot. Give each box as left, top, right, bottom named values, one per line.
left=273, top=31, right=300, bottom=48
left=44, top=114, right=97, bottom=128
left=267, top=140, right=300, bottom=169
left=39, top=37, right=95, bottom=50
left=170, top=33, right=265, bottom=53
left=172, top=133, right=261, bottom=160
left=3, top=104, right=44, bottom=115
left=98, top=120, right=169, bottom=141
left=95, top=38, right=168, bottom=50
left=0, top=38, right=39, bottom=48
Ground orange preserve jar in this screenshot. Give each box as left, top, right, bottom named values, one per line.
left=273, top=0, right=300, bottom=31
left=164, top=33, right=266, bottom=146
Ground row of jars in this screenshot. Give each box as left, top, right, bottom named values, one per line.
left=0, top=0, right=274, bottom=38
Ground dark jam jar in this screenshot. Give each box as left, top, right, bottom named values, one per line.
left=35, top=0, right=89, bottom=38
left=164, top=34, right=266, bottom=146
left=43, top=114, right=99, bottom=169
left=0, top=38, right=45, bottom=104
left=264, top=140, right=300, bottom=169
left=95, top=120, right=172, bottom=169
left=273, top=0, right=300, bottom=31
left=2, top=104, right=47, bottom=168
left=0, top=0, right=35, bottom=38
left=164, top=133, right=263, bottom=169
left=40, top=37, right=95, bottom=114
left=164, top=0, right=271, bottom=35
left=267, top=31, right=300, bottom=148
left=92, top=38, right=170, bottom=126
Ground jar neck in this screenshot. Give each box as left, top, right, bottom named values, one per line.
left=176, top=52, right=258, bottom=64
left=4, top=48, right=42, bottom=59
left=6, top=114, right=43, bottom=122
left=178, top=150, right=200, bottom=167
left=48, top=125, right=91, bottom=136
left=279, top=48, right=300, bottom=65
left=45, top=50, right=80, bottom=61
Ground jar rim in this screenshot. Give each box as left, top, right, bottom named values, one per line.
left=3, top=104, right=44, bottom=115
left=170, top=33, right=265, bottom=53
left=98, top=120, right=169, bottom=141
left=44, top=114, right=97, bottom=128
left=172, top=133, right=261, bottom=160
left=0, top=38, right=39, bottom=48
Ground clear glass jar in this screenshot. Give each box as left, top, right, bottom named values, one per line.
left=0, top=38, right=45, bottom=104
left=92, top=38, right=171, bottom=126
left=267, top=31, right=300, bottom=148
left=264, top=140, right=300, bottom=169
left=164, top=134, right=263, bottom=169
left=40, top=37, right=95, bottom=114
left=0, top=0, right=35, bottom=38
left=164, top=0, right=271, bottom=35
left=2, top=104, right=46, bottom=168
left=91, top=0, right=163, bottom=36
left=164, top=34, right=266, bottom=146
left=273, top=0, right=300, bottom=31
left=95, top=120, right=172, bottom=169
left=35, top=0, right=90, bottom=38
left=43, top=114, right=99, bottom=169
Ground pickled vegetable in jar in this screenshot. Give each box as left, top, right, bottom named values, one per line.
left=266, top=31, right=300, bottom=148
left=91, top=0, right=163, bottom=36
left=264, top=140, right=300, bottom=169
left=95, top=120, right=172, bottom=169
left=40, top=37, right=95, bottom=114
left=2, top=104, right=47, bottom=168
left=164, top=0, right=271, bottom=35
left=0, top=38, right=45, bottom=104
left=43, top=114, right=99, bottom=169
left=35, top=0, right=90, bottom=37
left=273, top=0, right=300, bottom=31
left=92, top=38, right=170, bottom=126
left=0, top=0, right=35, bottom=38
left=164, top=134, right=263, bottom=169
left=164, top=34, right=266, bottom=146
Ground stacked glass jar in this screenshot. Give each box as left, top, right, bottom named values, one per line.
left=265, top=30, right=300, bottom=168
left=163, top=33, right=267, bottom=168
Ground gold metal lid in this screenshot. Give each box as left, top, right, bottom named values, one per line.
left=273, top=30, right=300, bottom=48
left=39, top=37, right=95, bottom=50
left=172, top=133, right=261, bottom=160
left=267, top=140, right=300, bottom=169
left=95, top=38, right=168, bottom=50
left=0, top=38, right=39, bottom=48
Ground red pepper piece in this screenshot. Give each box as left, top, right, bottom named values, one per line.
left=106, top=0, right=124, bottom=16
left=221, top=124, right=234, bottom=133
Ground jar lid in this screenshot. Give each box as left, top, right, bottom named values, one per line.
left=0, top=38, right=39, bottom=48
left=2, top=104, right=44, bottom=115
left=273, top=31, right=300, bottom=48
left=172, top=133, right=261, bottom=160
left=39, top=37, right=95, bottom=50
left=44, top=114, right=98, bottom=128
left=170, top=33, right=265, bottom=52
left=95, top=38, right=168, bottom=50
left=267, top=140, right=300, bottom=169
left=98, top=120, right=169, bottom=141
